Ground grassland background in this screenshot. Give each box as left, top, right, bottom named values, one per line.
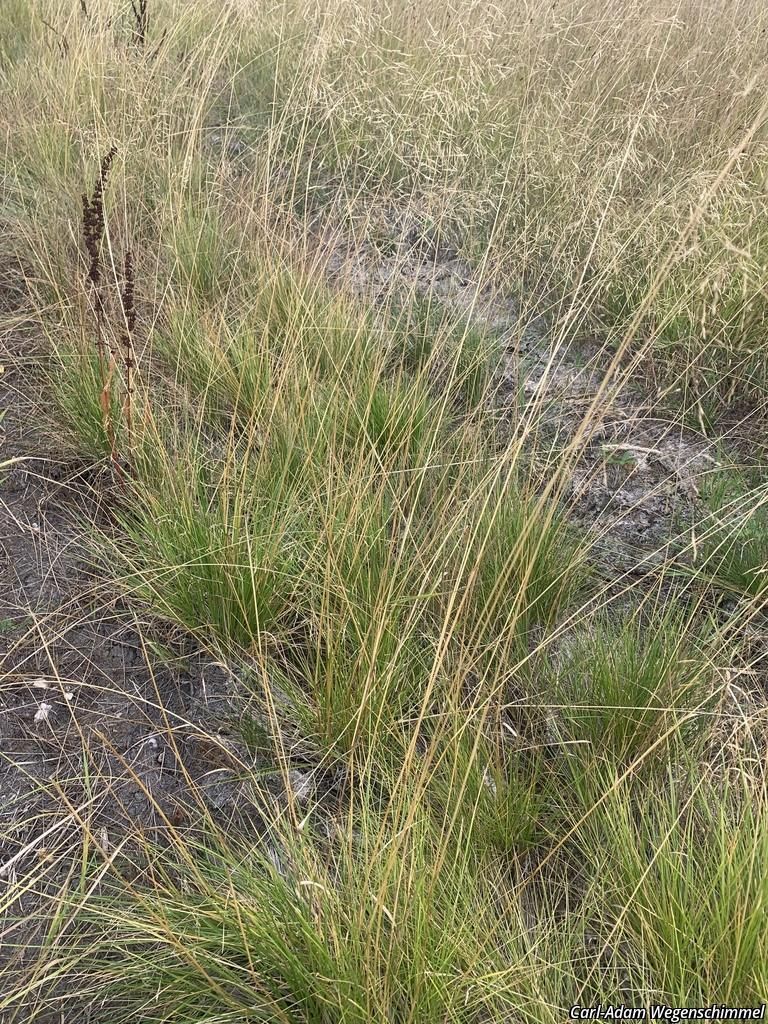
left=1, top=0, right=768, bottom=1020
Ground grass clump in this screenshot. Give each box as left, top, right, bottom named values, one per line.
left=154, top=264, right=378, bottom=422
left=550, top=609, right=720, bottom=766
left=694, top=465, right=768, bottom=603
left=425, top=718, right=548, bottom=856
left=48, top=342, right=129, bottom=464
left=153, top=307, right=274, bottom=425
left=52, top=796, right=591, bottom=1024
left=293, top=476, right=437, bottom=758
left=109, top=440, right=302, bottom=653
left=574, top=763, right=768, bottom=1002
left=453, top=473, right=589, bottom=656
left=338, top=376, right=439, bottom=470
left=387, top=294, right=504, bottom=414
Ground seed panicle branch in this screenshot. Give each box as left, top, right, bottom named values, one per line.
left=120, top=249, right=136, bottom=447
left=81, top=145, right=117, bottom=325
left=130, top=0, right=149, bottom=48
left=79, top=144, right=137, bottom=488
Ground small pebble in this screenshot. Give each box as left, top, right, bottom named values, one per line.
left=34, top=702, right=53, bottom=724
